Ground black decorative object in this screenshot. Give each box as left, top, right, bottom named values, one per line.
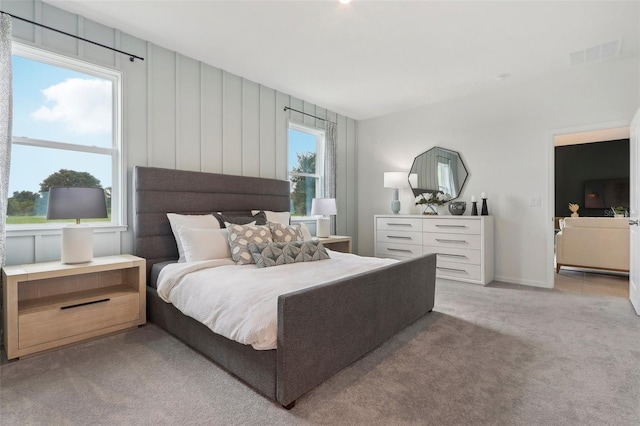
left=471, top=201, right=478, bottom=216
left=448, top=201, right=466, bottom=215
left=481, top=196, right=489, bottom=216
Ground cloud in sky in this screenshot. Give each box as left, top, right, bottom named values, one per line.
left=31, top=78, right=112, bottom=135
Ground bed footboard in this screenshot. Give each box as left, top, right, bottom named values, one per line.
left=276, top=253, right=436, bottom=406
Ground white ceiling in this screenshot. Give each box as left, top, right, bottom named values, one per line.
left=43, top=0, right=640, bottom=120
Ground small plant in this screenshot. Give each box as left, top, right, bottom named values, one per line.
left=611, top=206, right=626, bottom=216
left=415, top=192, right=451, bottom=207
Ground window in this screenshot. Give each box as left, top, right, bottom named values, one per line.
left=288, top=122, right=325, bottom=217
left=8, top=44, right=122, bottom=227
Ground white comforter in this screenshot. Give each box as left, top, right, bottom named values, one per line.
left=156, top=250, right=397, bottom=350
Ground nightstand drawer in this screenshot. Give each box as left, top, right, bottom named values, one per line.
left=377, top=230, right=423, bottom=246
left=19, top=292, right=139, bottom=349
left=376, top=242, right=423, bottom=259
left=423, top=219, right=480, bottom=234
left=423, top=233, right=481, bottom=249
left=435, top=261, right=482, bottom=282
left=376, top=217, right=423, bottom=232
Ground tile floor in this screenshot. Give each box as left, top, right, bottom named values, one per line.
left=554, top=267, right=629, bottom=298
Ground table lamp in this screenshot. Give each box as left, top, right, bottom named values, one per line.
left=384, top=172, right=410, bottom=214
left=47, top=187, right=108, bottom=264
left=311, top=198, right=337, bottom=238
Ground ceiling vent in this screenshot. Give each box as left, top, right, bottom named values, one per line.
left=570, top=40, right=622, bottom=66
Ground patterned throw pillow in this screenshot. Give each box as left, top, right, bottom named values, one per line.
left=268, top=222, right=303, bottom=243
left=247, top=241, right=330, bottom=268
left=227, top=223, right=273, bottom=265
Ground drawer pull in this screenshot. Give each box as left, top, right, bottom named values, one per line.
left=437, top=266, right=468, bottom=273
left=435, top=224, right=467, bottom=228
left=435, top=238, right=467, bottom=244
left=60, top=298, right=110, bottom=310
left=386, top=223, right=413, bottom=227
left=387, top=248, right=414, bottom=253
left=438, top=253, right=467, bottom=259
left=387, top=235, right=413, bottom=240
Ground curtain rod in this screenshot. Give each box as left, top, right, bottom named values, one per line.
left=1, top=11, right=144, bottom=62
left=284, top=106, right=336, bottom=125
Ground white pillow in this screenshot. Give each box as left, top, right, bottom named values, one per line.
left=299, top=222, right=313, bottom=241
left=176, top=227, right=231, bottom=262
left=251, top=210, right=291, bottom=225
left=167, top=213, right=220, bottom=262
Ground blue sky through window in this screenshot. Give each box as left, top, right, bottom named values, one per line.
left=10, top=55, right=113, bottom=195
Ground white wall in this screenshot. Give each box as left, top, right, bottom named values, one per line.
left=4, top=0, right=358, bottom=265
left=358, top=57, right=639, bottom=287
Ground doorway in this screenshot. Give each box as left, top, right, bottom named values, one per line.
left=550, top=125, right=631, bottom=297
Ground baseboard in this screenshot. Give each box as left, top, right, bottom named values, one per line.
left=493, top=275, right=551, bottom=289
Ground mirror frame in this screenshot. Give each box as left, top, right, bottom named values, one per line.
left=409, top=146, right=469, bottom=200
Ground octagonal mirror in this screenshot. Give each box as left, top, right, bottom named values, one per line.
left=409, top=146, right=468, bottom=200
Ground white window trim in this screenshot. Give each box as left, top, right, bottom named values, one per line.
left=287, top=120, right=326, bottom=220
left=9, top=43, right=125, bottom=232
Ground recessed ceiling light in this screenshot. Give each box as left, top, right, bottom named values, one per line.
left=339, top=0, right=352, bottom=4
left=495, top=73, right=509, bottom=82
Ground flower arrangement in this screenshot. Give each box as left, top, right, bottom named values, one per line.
left=568, top=203, right=579, bottom=217
left=416, top=192, right=451, bottom=215
left=611, top=206, right=626, bottom=217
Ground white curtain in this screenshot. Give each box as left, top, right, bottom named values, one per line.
left=0, top=13, right=12, bottom=268
left=324, top=121, right=337, bottom=234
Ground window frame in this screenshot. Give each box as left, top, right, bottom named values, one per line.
left=287, top=120, right=326, bottom=219
left=8, top=43, right=124, bottom=231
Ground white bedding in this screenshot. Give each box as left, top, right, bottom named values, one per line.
left=156, top=250, right=398, bottom=350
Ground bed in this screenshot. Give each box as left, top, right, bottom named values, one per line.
left=133, top=165, right=436, bottom=408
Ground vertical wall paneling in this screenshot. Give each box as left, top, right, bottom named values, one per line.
left=201, top=65, right=223, bottom=173
left=275, top=92, right=290, bottom=181
left=346, top=118, right=358, bottom=250
left=176, top=54, right=201, bottom=171
left=222, top=71, right=243, bottom=175
left=4, top=0, right=36, bottom=42
left=242, top=79, right=261, bottom=177
left=149, top=45, right=176, bottom=169
left=259, top=86, right=277, bottom=178
left=40, top=3, right=77, bottom=54
left=6, top=0, right=360, bottom=265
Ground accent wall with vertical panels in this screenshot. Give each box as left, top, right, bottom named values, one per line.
left=3, top=0, right=358, bottom=265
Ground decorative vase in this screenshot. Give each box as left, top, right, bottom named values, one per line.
left=481, top=198, right=489, bottom=215
left=471, top=201, right=478, bottom=216
left=448, top=201, right=466, bottom=215
left=422, top=204, right=438, bottom=215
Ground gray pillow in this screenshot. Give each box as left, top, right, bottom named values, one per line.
left=214, top=211, right=267, bottom=228
left=268, top=222, right=303, bottom=243
left=248, top=240, right=330, bottom=268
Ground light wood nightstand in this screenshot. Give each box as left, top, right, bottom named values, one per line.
left=2, top=254, right=146, bottom=360
left=316, top=235, right=352, bottom=253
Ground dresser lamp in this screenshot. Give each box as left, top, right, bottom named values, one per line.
left=384, top=172, right=412, bottom=214
left=311, top=198, right=337, bottom=238
left=47, top=187, right=108, bottom=264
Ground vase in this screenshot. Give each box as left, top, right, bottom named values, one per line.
left=422, top=204, right=438, bottom=215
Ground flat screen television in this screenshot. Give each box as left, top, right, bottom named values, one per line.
left=584, top=178, right=629, bottom=208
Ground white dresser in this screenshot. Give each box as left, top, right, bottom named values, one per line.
left=375, top=215, right=494, bottom=285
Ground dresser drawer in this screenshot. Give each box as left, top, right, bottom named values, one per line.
left=435, top=261, right=482, bottom=282
left=376, top=217, right=423, bottom=232
left=423, top=219, right=480, bottom=234
left=376, top=242, right=423, bottom=259
left=377, top=230, right=423, bottom=246
left=423, top=246, right=482, bottom=265
left=423, top=232, right=481, bottom=249
left=19, top=292, right=140, bottom=349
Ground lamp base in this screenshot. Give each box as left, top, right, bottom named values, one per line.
left=61, top=225, right=94, bottom=264
left=390, top=200, right=401, bottom=214
left=316, top=217, right=330, bottom=238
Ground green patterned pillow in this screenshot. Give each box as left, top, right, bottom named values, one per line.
left=227, top=223, right=273, bottom=264
left=247, top=241, right=330, bottom=268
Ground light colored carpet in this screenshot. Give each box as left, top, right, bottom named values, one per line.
left=1, top=280, right=639, bottom=425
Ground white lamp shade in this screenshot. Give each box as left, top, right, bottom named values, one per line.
left=311, top=198, right=337, bottom=216
left=384, top=172, right=409, bottom=189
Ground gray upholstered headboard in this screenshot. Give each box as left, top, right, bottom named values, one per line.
left=133, top=166, right=290, bottom=277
